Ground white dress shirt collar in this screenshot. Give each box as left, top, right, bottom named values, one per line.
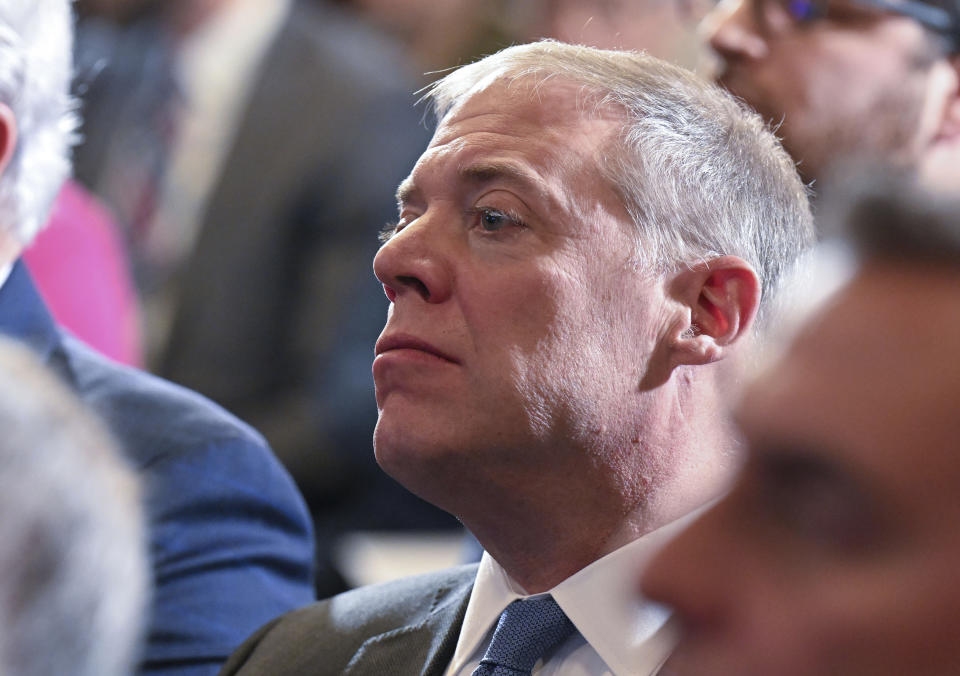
left=0, top=262, right=12, bottom=290
left=447, top=516, right=694, bottom=675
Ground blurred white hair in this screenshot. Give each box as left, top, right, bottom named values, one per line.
left=0, top=337, right=148, bottom=676
left=0, top=0, right=77, bottom=245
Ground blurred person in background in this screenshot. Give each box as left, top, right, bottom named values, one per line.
left=701, top=0, right=960, bottom=190
left=329, top=0, right=531, bottom=81
left=642, top=176, right=960, bottom=675
left=0, top=337, right=147, bottom=676
left=0, top=2, right=315, bottom=673
left=72, top=0, right=453, bottom=595
left=533, top=0, right=705, bottom=68
left=23, top=179, right=143, bottom=367
left=218, top=41, right=813, bottom=676
left=338, top=0, right=708, bottom=79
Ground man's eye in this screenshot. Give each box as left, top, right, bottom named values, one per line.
left=379, top=221, right=401, bottom=244
left=380, top=214, right=417, bottom=243
left=473, top=208, right=524, bottom=233
left=746, top=451, right=883, bottom=553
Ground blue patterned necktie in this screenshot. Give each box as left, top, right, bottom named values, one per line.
left=472, top=596, right=576, bottom=676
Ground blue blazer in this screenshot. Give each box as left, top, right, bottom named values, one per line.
left=0, top=262, right=316, bottom=676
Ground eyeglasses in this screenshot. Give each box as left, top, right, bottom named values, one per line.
left=780, top=0, right=957, bottom=35
left=697, top=0, right=960, bottom=49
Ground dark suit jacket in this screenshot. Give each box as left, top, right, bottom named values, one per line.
left=74, top=2, right=453, bottom=593
left=0, top=262, right=316, bottom=676
left=219, top=564, right=478, bottom=675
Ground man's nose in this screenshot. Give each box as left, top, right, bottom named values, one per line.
left=704, top=0, right=769, bottom=62
left=373, top=216, right=452, bottom=305
left=640, top=505, right=733, bottom=633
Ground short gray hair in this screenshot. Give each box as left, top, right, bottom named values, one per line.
left=0, top=0, right=77, bottom=245
left=425, top=41, right=814, bottom=321
left=0, top=338, right=147, bottom=676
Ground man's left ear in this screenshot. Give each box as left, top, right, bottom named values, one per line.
left=936, top=53, right=960, bottom=136
left=0, top=103, right=17, bottom=177
left=667, top=255, right=760, bottom=367
left=917, top=53, right=960, bottom=190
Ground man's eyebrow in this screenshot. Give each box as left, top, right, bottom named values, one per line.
left=754, top=444, right=844, bottom=480
left=394, top=161, right=554, bottom=209
left=747, top=438, right=871, bottom=497
left=396, top=177, right=416, bottom=207
left=458, top=162, right=552, bottom=203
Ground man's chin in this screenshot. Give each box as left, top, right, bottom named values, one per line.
left=373, top=420, right=453, bottom=478
left=373, top=434, right=467, bottom=513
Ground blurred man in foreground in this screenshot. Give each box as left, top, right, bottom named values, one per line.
left=703, top=0, right=960, bottom=189
left=0, top=337, right=147, bottom=676
left=642, top=178, right=960, bottom=675
left=219, top=40, right=813, bottom=676
left=0, top=3, right=315, bottom=674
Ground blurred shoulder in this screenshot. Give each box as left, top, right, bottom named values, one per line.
left=55, top=333, right=271, bottom=467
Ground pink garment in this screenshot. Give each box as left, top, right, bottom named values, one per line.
left=23, top=180, right=143, bottom=366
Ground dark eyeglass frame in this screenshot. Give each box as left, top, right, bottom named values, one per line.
left=780, top=0, right=960, bottom=47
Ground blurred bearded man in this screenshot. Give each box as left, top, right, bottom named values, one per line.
left=703, top=0, right=960, bottom=190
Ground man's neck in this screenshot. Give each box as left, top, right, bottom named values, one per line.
left=464, top=387, right=736, bottom=593
left=472, top=521, right=630, bottom=594
left=460, top=460, right=679, bottom=593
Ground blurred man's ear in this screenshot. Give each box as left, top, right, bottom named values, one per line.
left=668, top=255, right=760, bottom=368
left=918, top=53, right=960, bottom=191
left=0, top=104, right=22, bottom=264
left=939, top=52, right=960, bottom=134
left=0, top=103, right=17, bottom=178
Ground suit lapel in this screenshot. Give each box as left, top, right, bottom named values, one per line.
left=0, top=261, right=60, bottom=363
left=345, top=574, right=473, bottom=676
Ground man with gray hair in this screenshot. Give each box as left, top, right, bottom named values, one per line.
left=220, top=40, right=813, bottom=676
left=0, top=337, right=147, bottom=676
left=0, top=3, right=315, bottom=674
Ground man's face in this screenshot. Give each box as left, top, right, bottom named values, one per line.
left=641, top=263, right=960, bottom=675
left=372, top=80, right=672, bottom=510
left=703, top=0, right=944, bottom=181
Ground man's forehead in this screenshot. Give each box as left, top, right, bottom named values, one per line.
left=428, top=77, right=625, bottom=149
left=397, top=79, right=626, bottom=213
left=739, top=264, right=960, bottom=464
left=800, top=264, right=960, bottom=370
